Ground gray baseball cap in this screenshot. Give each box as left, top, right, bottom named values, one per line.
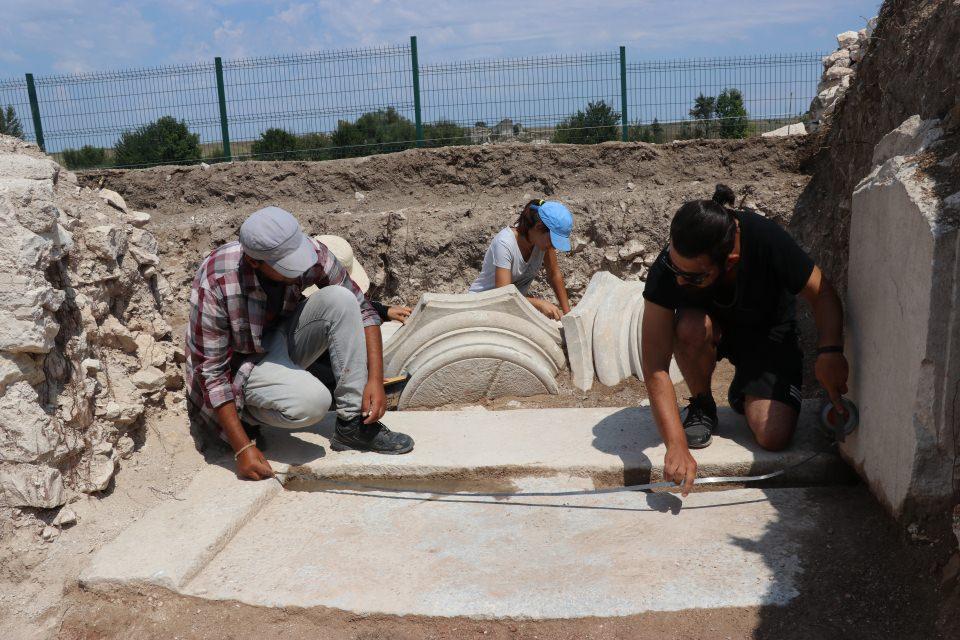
left=238, top=206, right=317, bottom=278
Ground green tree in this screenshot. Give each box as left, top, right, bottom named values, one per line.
left=114, top=116, right=201, bottom=167
left=0, top=105, right=23, bottom=138
left=552, top=100, right=620, bottom=144
left=423, top=120, right=471, bottom=148
left=715, top=88, right=749, bottom=139
left=650, top=118, right=664, bottom=143
left=689, top=93, right=716, bottom=138
left=330, top=107, right=416, bottom=158
left=297, top=132, right=334, bottom=161
left=250, top=128, right=300, bottom=160
left=61, top=145, right=107, bottom=169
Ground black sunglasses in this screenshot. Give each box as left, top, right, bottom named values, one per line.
left=659, top=247, right=710, bottom=285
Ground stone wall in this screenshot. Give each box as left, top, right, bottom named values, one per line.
left=0, top=136, right=180, bottom=509
left=844, top=115, right=958, bottom=521
left=808, top=19, right=876, bottom=131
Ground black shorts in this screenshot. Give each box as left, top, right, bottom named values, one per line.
left=716, top=331, right=803, bottom=414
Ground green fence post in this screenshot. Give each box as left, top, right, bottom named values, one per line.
left=214, top=57, right=232, bottom=161
left=619, top=46, right=628, bottom=142
left=410, top=36, right=424, bottom=147
left=24, top=73, right=45, bottom=152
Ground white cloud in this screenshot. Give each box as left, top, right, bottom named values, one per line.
left=0, top=0, right=882, bottom=77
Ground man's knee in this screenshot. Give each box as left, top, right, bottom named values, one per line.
left=310, top=285, right=361, bottom=320
left=674, top=310, right=713, bottom=350
left=284, top=390, right=331, bottom=425
left=745, top=399, right=797, bottom=451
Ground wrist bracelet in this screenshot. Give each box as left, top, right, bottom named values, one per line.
left=234, top=441, right=256, bottom=460
left=817, top=345, right=843, bottom=355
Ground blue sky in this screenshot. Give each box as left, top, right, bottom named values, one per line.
left=1, top=0, right=882, bottom=77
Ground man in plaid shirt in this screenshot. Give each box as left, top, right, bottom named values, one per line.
left=186, top=206, right=414, bottom=480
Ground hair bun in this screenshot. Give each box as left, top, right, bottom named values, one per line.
left=712, top=184, right=736, bottom=207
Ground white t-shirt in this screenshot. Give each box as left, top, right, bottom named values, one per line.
left=469, top=227, right=544, bottom=295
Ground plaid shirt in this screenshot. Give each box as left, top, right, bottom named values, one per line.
left=185, top=239, right=380, bottom=430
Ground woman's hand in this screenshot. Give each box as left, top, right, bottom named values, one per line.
left=387, top=305, right=412, bottom=323
left=531, top=298, right=563, bottom=320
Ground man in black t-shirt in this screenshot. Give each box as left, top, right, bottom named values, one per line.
left=640, top=187, right=849, bottom=495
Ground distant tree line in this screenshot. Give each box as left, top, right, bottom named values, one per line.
left=14, top=87, right=749, bottom=170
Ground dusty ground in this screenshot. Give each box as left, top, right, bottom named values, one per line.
left=3, top=360, right=957, bottom=639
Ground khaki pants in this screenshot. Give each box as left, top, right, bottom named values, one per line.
left=242, top=286, right=368, bottom=428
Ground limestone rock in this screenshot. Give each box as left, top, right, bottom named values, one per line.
left=52, top=506, right=77, bottom=527
left=0, top=153, right=57, bottom=181
left=124, top=211, right=151, bottom=227
left=132, top=366, right=166, bottom=392
left=0, top=462, right=65, bottom=508
left=0, top=279, right=62, bottom=353
left=76, top=447, right=117, bottom=494
left=97, top=188, right=127, bottom=212
left=871, top=115, right=943, bottom=166
left=763, top=123, right=807, bottom=138
left=0, top=352, right=43, bottom=390
left=99, top=315, right=137, bottom=352
left=383, top=286, right=565, bottom=408
left=822, top=49, right=851, bottom=69
left=823, top=65, right=854, bottom=82
left=618, top=239, right=645, bottom=261
left=836, top=31, right=859, bottom=48
left=0, top=382, right=60, bottom=464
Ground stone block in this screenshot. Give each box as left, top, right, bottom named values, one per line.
left=822, top=49, right=851, bottom=69
left=97, top=188, right=127, bottom=212
left=562, top=271, right=621, bottom=391
left=383, top=286, right=565, bottom=408
left=0, top=381, right=59, bottom=464
left=762, top=123, right=807, bottom=138
left=0, top=462, right=65, bottom=508
left=836, top=30, right=859, bottom=48
left=871, top=115, right=943, bottom=166
left=0, top=152, right=57, bottom=181
left=845, top=115, right=957, bottom=519
left=823, top=65, right=854, bottom=82
left=80, top=465, right=282, bottom=591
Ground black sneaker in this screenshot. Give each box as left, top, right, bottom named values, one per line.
left=331, top=416, right=414, bottom=455
left=682, top=394, right=718, bottom=449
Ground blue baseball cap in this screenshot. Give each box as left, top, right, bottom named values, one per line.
left=533, top=200, right=573, bottom=251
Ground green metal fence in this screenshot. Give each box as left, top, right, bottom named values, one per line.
left=0, top=39, right=825, bottom=170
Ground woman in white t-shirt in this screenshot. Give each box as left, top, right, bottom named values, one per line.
left=469, top=199, right=574, bottom=320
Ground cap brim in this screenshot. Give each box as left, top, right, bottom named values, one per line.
left=350, top=261, right=371, bottom=294
left=550, top=230, right=571, bottom=252
left=270, top=233, right=318, bottom=278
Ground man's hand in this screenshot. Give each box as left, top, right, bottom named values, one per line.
left=531, top=298, right=563, bottom=320
left=236, top=445, right=274, bottom=481
left=815, top=352, right=850, bottom=415
left=362, top=379, right=387, bottom=424
left=664, top=446, right=698, bottom=497
left=387, top=305, right=412, bottom=323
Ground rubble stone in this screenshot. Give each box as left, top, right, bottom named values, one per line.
left=0, top=134, right=172, bottom=508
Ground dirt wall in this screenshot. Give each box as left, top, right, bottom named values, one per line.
left=84, top=138, right=810, bottom=327
left=790, top=0, right=960, bottom=290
